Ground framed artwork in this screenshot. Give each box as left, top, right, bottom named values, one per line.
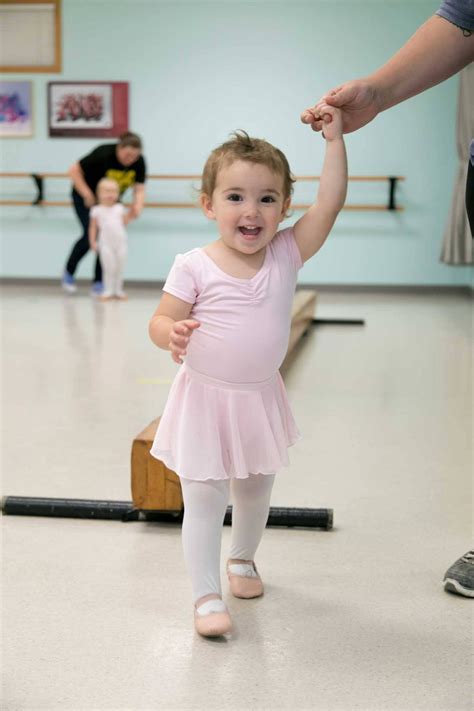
left=0, top=81, right=33, bottom=137
left=0, top=0, right=61, bottom=73
left=47, top=82, right=128, bottom=137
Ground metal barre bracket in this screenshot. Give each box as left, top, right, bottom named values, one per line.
left=31, top=174, right=43, bottom=205
left=388, top=176, right=398, bottom=210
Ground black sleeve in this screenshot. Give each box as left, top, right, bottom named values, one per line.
left=135, top=156, right=147, bottom=184
left=78, top=145, right=107, bottom=172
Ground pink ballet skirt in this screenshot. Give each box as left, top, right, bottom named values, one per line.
left=150, top=228, right=304, bottom=481
left=150, top=363, right=300, bottom=481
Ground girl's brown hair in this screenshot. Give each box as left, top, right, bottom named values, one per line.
left=201, top=130, right=295, bottom=202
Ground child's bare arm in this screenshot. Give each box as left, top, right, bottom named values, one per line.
left=89, top=217, right=98, bottom=252
left=294, top=104, right=348, bottom=263
left=149, top=292, right=200, bottom=364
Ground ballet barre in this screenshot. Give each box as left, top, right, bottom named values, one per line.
left=0, top=172, right=405, bottom=211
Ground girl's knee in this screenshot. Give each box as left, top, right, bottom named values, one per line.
left=232, top=473, right=275, bottom=496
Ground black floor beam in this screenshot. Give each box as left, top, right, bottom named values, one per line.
left=2, top=496, right=333, bottom=530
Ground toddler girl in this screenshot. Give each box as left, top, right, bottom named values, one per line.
left=149, top=104, right=347, bottom=637
left=89, top=178, right=134, bottom=301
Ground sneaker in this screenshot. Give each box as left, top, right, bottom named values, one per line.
left=443, top=551, right=474, bottom=597
left=62, top=272, right=77, bottom=294
left=90, top=281, right=104, bottom=297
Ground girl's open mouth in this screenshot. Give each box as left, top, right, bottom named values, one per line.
left=239, top=226, right=262, bottom=238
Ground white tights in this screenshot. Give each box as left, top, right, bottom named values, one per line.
left=180, top=474, right=275, bottom=603
left=99, top=241, right=127, bottom=296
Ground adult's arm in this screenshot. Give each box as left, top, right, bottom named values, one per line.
left=130, top=182, right=146, bottom=218
left=370, top=15, right=474, bottom=113
left=302, top=13, right=474, bottom=134
left=68, top=162, right=96, bottom=207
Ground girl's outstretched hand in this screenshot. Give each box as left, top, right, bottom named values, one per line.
left=169, top=319, right=200, bottom=364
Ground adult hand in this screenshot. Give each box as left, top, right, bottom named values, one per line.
left=129, top=203, right=142, bottom=219
left=169, top=319, right=201, bottom=364
left=301, top=79, right=381, bottom=134
left=84, top=192, right=96, bottom=208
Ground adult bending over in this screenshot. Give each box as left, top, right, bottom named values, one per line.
left=62, top=131, right=146, bottom=296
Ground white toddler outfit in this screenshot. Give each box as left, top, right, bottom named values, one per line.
left=90, top=203, right=127, bottom=297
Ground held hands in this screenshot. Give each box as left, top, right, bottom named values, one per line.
left=301, top=80, right=380, bottom=134
left=169, top=319, right=200, bottom=364
left=124, top=208, right=136, bottom=225
left=84, top=192, right=96, bottom=208
left=129, top=203, right=142, bottom=219
left=300, top=102, right=343, bottom=141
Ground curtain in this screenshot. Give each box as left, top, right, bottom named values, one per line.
left=440, top=63, right=474, bottom=265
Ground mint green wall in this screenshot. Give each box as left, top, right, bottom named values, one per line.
left=1, top=0, right=472, bottom=286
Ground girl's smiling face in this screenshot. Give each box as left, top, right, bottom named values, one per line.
left=201, top=160, right=290, bottom=256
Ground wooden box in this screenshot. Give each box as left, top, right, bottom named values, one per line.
left=131, top=417, right=183, bottom=511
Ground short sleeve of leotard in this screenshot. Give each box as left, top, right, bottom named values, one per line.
left=162, top=252, right=199, bottom=305
left=90, top=205, right=100, bottom=219
left=272, top=227, right=304, bottom=272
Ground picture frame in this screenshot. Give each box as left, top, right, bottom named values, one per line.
left=0, top=0, right=62, bottom=74
left=0, top=81, right=33, bottom=138
left=47, top=81, right=128, bottom=138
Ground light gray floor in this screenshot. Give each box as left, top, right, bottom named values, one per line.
left=1, top=283, right=473, bottom=711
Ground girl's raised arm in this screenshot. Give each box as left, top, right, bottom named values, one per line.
left=294, top=105, right=348, bottom=263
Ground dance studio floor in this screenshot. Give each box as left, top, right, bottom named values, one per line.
left=1, top=282, right=472, bottom=710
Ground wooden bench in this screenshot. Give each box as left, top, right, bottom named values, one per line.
left=131, top=289, right=317, bottom=511
left=281, top=289, right=317, bottom=372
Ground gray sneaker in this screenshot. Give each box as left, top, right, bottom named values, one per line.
left=443, top=551, right=474, bottom=597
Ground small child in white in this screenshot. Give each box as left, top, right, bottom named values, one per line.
left=89, top=178, right=134, bottom=301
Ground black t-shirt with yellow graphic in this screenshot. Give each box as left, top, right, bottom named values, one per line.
left=78, top=143, right=146, bottom=196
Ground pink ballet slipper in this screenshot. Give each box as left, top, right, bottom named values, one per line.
left=227, top=560, right=264, bottom=599
left=194, top=600, right=232, bottom=637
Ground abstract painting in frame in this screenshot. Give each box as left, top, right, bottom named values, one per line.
left=0, top=81, right=33, bottom=137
